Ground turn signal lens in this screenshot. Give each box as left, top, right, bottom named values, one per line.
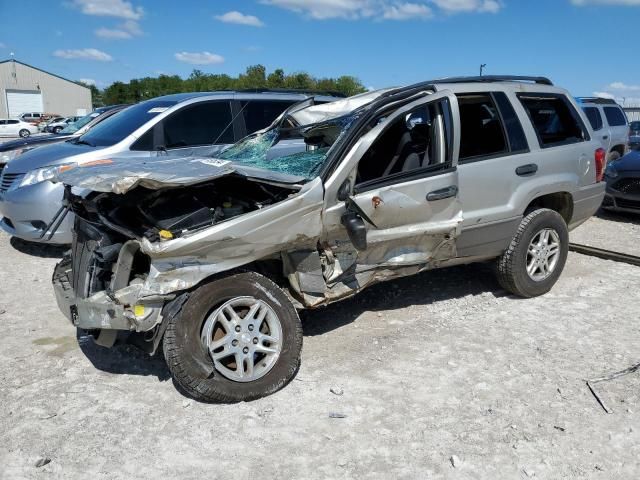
left=594, top=148, right=606, bottom=182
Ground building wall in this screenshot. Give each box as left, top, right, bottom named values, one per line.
left=0, top=60, right=92, bottom=117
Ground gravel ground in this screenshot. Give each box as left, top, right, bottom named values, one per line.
left=570, top=210, right=640, bottom=256
left=1, top=214, right=639, bottom=480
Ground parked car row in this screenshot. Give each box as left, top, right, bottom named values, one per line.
left=44, top=116, right=83, bottom=134
left=0, top=105, right=127, bottom=172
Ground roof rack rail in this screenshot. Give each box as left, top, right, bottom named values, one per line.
left=575, top=96, right=618, bottom=105
left=432, top=75, right=554, bottom=86
left=236, top=88, right=346, bottom=98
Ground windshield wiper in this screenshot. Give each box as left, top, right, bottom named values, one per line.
left=71, top=139, right=95, bottom=147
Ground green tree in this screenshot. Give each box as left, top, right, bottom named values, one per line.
left=94, top=66, right=367, bottom=104
left=267, top=69, right=285, bottom=88
left=78, top=81, right=103, bottom=108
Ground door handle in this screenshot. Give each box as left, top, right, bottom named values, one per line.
left=603, top=135, right=609, bottom=140
left=426, top=185, right=458, bottom=202
left=515, top=163, right=538, bottom=176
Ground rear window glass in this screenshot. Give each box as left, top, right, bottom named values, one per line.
left=457, top=94, right=507, bottom=160
left=77, top=100, right=177, bottom=147
left=517, top=94, right=588, bottom=148
left=493, top=92, right=529, bottom=153
left=603, top=107, right=627, bottom=127
left=582, top=107, right=603, bottom=131
left=241, top=100, right=296, bottom=135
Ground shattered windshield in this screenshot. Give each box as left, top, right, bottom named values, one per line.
left=218, top=114, right=358, bottom=179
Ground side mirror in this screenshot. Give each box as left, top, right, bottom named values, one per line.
left=337, top=179, right=351, bottom=202
left=341, top=211, right=367, bottom=251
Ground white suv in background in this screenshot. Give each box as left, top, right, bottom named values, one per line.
left=578, top=97, right=628, bottom=163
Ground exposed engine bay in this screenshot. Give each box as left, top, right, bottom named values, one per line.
left=66, top=175, right=299, bottom=242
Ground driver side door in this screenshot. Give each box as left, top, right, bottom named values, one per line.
left=321, top=91, right=462, bottom=295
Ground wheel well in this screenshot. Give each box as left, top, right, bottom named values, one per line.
left=524, top=192, right=573, bottom=225
left=610, top=144, right=625, bottom=157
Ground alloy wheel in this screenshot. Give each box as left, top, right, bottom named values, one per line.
left=201, top=296, right=282, bottom=383
left=526, top=228, right=561, bottom=281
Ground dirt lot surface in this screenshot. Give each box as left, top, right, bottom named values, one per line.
left=570, top=210, right=640, bottom=257
left=1, top=212, right=639, bottom=479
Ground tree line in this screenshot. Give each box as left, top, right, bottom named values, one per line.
left=79, top=65, right=367, bottom=107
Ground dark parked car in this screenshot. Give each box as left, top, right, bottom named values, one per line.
left=629, top=121, right=640, bottom=150
left=603, top=149, right=640, bottom=213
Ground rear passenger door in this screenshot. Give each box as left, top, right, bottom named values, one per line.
left=516, top=93, right=594, bottom=189
left=455, top=92, right=532, bottom=256
left=583, top=106, right=607, bottom=151
left=602, top=105, right=628, bottom=152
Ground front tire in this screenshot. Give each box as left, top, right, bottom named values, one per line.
left=496, top=209, right=569, bottom=298
left=163, top=271, right=303, bottom=403
left=18, top=129, right=30, bottom=138
left=53, top=126, right=63, bottom=134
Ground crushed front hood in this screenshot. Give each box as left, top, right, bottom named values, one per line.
left=54, top=155, right=307, bottom=194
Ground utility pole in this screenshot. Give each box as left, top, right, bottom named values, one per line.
left=480, top=64, right=487, bottom=76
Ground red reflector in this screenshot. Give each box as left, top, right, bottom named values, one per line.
left=595, top=148, right=606, bottom=182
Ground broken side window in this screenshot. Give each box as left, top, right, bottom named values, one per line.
left=355, top=99, right=451, bottom=185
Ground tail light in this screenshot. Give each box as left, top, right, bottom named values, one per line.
left=595, top=148, right=606, bottom=182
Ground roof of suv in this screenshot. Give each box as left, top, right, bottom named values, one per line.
left=153, top=90, right=343, bottom=103
left=575, top=97, right=619, bottom=106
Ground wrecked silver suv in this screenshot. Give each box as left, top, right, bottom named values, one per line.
left=52, top=76, right=605, bottom=402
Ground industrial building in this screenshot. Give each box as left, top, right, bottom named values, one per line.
left=0, top=58, right=92, bottom=118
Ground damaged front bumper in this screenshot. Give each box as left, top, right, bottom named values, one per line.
left=52, top=255, right=165, bottom=333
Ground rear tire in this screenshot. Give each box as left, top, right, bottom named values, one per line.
left=18, top=129, right=30, bottom=138
left=496, top=209, right=569, bottom=298
left=607, top=150, right=621, bottom=165
left=163, top=271, right=302, bottom=403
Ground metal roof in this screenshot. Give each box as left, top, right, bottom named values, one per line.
left=0, top=58, right=90, bottom=90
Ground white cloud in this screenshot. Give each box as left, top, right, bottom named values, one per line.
left=572, top=0, right=640, bottom=5
left=608, top=81, right=640, bottom=91
left=593, top=91, right=617, bottom=99
left=261, top=0, right=377, bottom=19
left=262, top=0, right=500, bottom=19
left=215, top=11, right=265, bottom=26
left=174, top=51, right=225, bottom=65
left=433, top=0, right=501, bottom=13
left=53, top=48, right=113, bottom=61
left=79, top=78, right=96, bottom=85
left=383, top=2, right=433, bottom=19
left=95, top=20, right=142, bottom=39
left=70, top=0, right=144, bottom=19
